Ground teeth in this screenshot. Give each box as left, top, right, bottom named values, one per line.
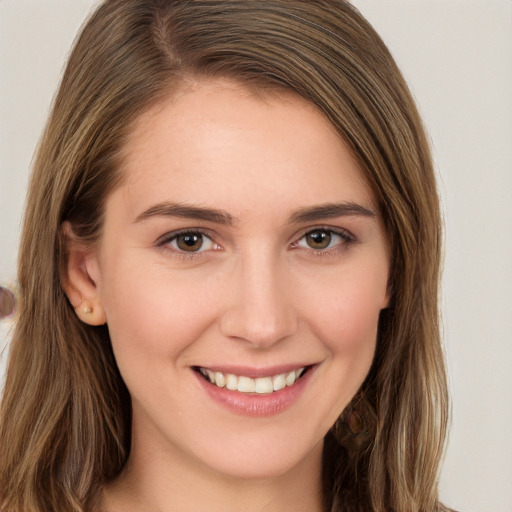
left=272, top=373, right=286, bottom=391
left=214, top=372, right=226, bottom=388
left=285, top=371, right=296, bottom=386
left=255, top=377, right=273, bottom=394
left=226, top=373, right=238, bottom=391
left=198, top=367, right=306, bottom=395
left=237, top=376, right=256, bottom=393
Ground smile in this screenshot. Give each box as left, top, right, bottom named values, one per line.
left=195, top=367, right=307, bottom=395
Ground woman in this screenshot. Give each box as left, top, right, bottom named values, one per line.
left=0, top=1, right=450, bottom=511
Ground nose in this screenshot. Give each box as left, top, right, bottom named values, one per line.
left=220, top=249, right=297, bottom=348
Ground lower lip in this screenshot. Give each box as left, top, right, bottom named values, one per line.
left=194, top=368, right=314, bottom=417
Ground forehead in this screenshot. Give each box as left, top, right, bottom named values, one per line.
left=114, top=78, right=374, bottom=216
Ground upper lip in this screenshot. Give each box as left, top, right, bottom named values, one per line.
left=192, top=363, right=315, bottom=378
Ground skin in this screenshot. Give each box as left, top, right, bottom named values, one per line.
left=65, top=79, right=389, bottom=512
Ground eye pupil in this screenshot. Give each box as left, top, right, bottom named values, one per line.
left=306, top=230, right=331, bottom=249
left=177, top=233, right=203, bottom=252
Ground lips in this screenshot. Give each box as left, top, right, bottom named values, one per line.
left=192, top=364, right=315, bottom=416
left=196, top=367, right=307, bottom=395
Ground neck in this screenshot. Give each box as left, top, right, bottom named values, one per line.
left=98, top=437, right=324, bottom=512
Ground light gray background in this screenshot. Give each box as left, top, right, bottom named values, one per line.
left=1, top=1, right=511, bottom=511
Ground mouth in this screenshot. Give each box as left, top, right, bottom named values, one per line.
left=193, top=366, right=311, bottom=395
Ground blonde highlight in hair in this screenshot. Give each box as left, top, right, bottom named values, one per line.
left=0, top=2, right=450, bottom=511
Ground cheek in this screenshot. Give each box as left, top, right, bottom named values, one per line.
left=299, top=268, right=385, bottom=432
left=98, top=258, right=222, bottom=367
left=302, top=262, right=387, bottom=352
left=319, top=288, right=380, bottom=377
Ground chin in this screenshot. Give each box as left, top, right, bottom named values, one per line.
left=193, top=432, right=324, bottom=482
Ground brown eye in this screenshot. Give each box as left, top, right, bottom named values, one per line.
left=305, top=230, right=332, bottom=249
left=295, top=228, right=354, bottom=252
left=176, top=233, right=204, bottom=252
left=168, top=232, right=214, bottom=253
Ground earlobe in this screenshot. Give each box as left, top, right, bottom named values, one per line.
left=61, top=221, right=107, bottom=326
left=75, top=303, right=106, bottom=326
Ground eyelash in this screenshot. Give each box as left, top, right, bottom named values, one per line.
left=291, top=226, right=356, bottom=257
left=155, top=226, right=356, bottom=259
left=156, top=228, right=220, bottom=260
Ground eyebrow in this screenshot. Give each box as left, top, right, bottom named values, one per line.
left=289, top=202, right=376, bottom=223
left=134, top=201, right=376, bottom=226
left=134, top=202, right=235, bottom=225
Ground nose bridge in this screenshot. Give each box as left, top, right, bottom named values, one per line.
left=220, top=244, right=296, bottom=346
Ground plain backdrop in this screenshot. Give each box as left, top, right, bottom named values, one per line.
left=1, top=1, right=511, bottom=511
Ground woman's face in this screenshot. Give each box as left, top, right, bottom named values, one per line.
left=82, top=80, right=389, bottom=481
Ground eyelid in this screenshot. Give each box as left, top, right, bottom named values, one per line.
left=291, top=226, right=357, bottom=250
left=154, top=225, right=356, bottom=258
left=155, top=228, right=220, bottom=255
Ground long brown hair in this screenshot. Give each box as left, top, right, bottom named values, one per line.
left=0, top=2, right=449, bottom=511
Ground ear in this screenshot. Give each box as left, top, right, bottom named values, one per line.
left=61, top=221, right=107, bottom=326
